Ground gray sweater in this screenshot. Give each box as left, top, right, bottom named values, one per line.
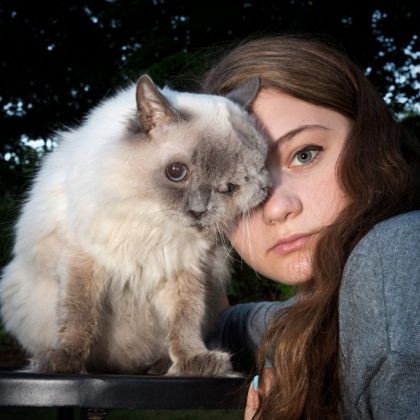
left=210, top=211, right=420, bottom=419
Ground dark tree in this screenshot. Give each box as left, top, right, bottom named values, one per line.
left=1, top=1, right=418, bottom=155
left=0, top=0, right=419, bottom=296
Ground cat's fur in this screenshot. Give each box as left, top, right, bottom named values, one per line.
left=0, top=75, right=270, bottom=375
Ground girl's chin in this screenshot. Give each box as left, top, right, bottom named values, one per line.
left=266, top=259, right=313, bottom=285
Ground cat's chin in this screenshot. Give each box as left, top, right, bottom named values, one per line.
left=188, top=218, right=235, bottom=236
left=187, top=221, right=216, bottom=236
left=190, top=222, right=207, bottom=232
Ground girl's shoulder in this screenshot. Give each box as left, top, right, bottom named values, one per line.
left=369, top=209, right=420, bottom=240
left=340, top=211, right=420, bottom=420
left=343, top=209, right=420, bottom=293
left=347, top=210, right=420, bottom=266
left=341, top=210, right=420, bottom=354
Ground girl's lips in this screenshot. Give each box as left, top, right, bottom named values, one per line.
left=269, top=233, right=313, bottom=255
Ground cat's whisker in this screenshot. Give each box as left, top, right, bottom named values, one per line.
left=238, top=213, right=246, bottom=272
left=219, top=226, right=231, bottom=254
left=215, top=224, right=234, bottom=270
left=217, top=219, right=230, bottom=240
left=216, top=225, right=227, bottom=248
left=246, top=209, right=264, bottom=282
left=218, top=223, right=234, bottom=258
left=222, top=226, right=236, bottom=259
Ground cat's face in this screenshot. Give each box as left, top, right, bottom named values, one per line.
left=106, top=75, right=271, bottom=236
left=147, top=114, right=271, bottom=234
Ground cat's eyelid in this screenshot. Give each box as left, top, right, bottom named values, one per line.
left=216, top=183, right=237, bottom=194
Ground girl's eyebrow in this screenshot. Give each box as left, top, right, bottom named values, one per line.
left=274, top=124, right=330, bottom=146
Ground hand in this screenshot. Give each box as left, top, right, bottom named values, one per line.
left=244, top=376, right=259, bottom=420
left=244, top=368, right=272, bottom=420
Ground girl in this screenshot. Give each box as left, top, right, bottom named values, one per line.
left=203, top=36, right=420, bottom=419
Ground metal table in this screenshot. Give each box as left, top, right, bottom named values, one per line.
left=0, top=371, right=247, bottom=419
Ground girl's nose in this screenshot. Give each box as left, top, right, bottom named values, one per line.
left=262, top=182, right=303, bottom=225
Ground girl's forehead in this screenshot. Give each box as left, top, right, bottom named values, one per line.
left=252, top=89, right=350, bottom=143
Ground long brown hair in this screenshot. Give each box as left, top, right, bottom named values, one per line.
left=202, top=35, right=420, bottom=419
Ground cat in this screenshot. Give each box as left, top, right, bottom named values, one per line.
left=0, top=75, right=271, bottom=375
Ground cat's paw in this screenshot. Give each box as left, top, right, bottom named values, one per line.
left=167, top=350, right=232, bottom=376
left=32, top=349, right=86, bottom=373
left=146, top=357, right=172, bottom=375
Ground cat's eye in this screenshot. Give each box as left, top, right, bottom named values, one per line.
left=217, top=183, right=237, bottom=194
left=165, top=162, right=188, bottom=182
left=290, top=146, right=322, bottom=167
left=227, top=183, right=237, bottom=193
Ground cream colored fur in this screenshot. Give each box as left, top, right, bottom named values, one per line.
left=0, top=79, right=269, bottom=374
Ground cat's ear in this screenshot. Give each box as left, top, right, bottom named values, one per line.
left=136, top=75, right=178, bottom=134
left=226, top=77, right=261, bottom=110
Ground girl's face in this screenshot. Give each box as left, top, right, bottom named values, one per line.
left=230, top=89, right=350, bottom=285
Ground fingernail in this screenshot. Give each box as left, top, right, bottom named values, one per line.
left=252, top=374, right=259, bottom=391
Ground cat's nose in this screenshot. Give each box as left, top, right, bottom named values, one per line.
left=187, top=186, right=210, bottom=220
left=188, top=209, right=207, bottom=219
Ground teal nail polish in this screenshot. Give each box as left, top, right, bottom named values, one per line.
left=252, top=374, right=259, bottom=391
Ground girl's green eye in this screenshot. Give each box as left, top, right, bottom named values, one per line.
left=291, top=147, right=322, bottom=167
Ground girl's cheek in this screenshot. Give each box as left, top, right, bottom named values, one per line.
left=229, top=214, right=260, bottom=259
left=228, top=222, right=246, bottom=255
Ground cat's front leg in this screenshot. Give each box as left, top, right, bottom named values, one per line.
left=33, top=255, right=106, bottom=373
left=166, top=269, right=232, bottom=377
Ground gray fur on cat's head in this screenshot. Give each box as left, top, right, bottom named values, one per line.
left=118, top=75, right=271, bottom=234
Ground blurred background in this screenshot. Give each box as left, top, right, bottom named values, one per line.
left=0, top=0, right=419, bottom=415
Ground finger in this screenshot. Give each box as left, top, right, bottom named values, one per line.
left=244, top=375, right=259, bottom=420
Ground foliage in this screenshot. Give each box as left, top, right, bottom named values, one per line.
left=0, top=0, right=419, bottom=294
left=1, top=1, right=419, bottom=151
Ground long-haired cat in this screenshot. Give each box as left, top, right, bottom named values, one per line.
left=0, top=75, right=270, bottom=375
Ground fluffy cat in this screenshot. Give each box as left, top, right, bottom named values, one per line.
left=0, top=75, right=270, bottom=375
